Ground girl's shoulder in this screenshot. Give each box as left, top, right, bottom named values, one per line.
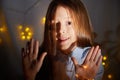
left=82, top=47, right=91, bottom=58
left=77, top=47, right=91, bottom=64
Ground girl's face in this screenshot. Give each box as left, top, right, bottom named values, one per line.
left=53, top=6, right=77, bottom=54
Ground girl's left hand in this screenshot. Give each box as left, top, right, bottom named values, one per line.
left=71, top=46, right=102, bottom=80
left=22, top=39, right=47, bottom=80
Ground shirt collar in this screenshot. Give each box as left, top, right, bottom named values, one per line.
left=55, top=46, right=90, bottom=63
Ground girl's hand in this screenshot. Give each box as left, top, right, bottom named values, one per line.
left=21, top=39, right=47, bottom=80
left=72, top=46, right=102, bottom=80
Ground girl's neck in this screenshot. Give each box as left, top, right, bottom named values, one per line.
left=61, top=45, right=77, bottom=55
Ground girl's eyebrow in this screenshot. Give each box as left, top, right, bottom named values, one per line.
left=52, top=17, right=72, bottom=23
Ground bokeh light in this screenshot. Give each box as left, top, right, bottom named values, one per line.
left=103, top=56, right=107, bottom=61
left=102, top=62, right=106, bottom=66
left=21, top=32, right=24, bottom=35
left=25, top=27, right=30, bottom=32
left=21, top=35, right=25, bottom=40
left=0, top=27, right=4, bottom=32
left=83, top=65, right=87, bottom=69
left=17, top=25, right=33, bottom=40
left=28, top=32, right=32, bottom=36
left=41, top=17, right=46, bottom=24
left=108, top=74, right=112, bottom=79
left=18, top=25, right=23, bottom=30
left=0, top=26, right=6, bottom=32
left=27, top=35, right=31, bottom=40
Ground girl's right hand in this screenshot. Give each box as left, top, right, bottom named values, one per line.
left=21, top=39, right=47, bottom=80
left=72, top=46, right=102, bottom=80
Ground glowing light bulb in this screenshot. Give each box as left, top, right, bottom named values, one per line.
left=21, top=32, right=25, bottom=35
left=41, top=17, right=46, bottom=24
left=27, top=35, right=31, bottom=40
left=0, top=27, right=4, bottom=32
left=103, top=56, right=107, bottom=61
left=28, top=32, right=32, bottom=36
left=102, top=62, right=105, bottom=66
left=75, top=73, right=79, bottom=78
left=108, top=74, right=112, bottom=79
left=83, top=65, right=87, bottom=69
left=25, top=27, right=30, bottom=32
left=21, top=36, right=25, bottom=40
left=18, top=25, right=23, bottom=30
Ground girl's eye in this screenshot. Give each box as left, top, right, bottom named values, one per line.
left=56, top=22, right=60, bottom=27
left=67, top=21, right=72, bottom=26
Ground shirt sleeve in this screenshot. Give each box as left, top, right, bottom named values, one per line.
left=94, top=63, right=104, bottom=80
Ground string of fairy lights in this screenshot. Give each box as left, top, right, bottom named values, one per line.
left=17, top=25, right=33, bottom=40
left=102, top=56, right=113, bottom=79
left=15, top=0, right=45, bottom=41
left=17, top=17, right=45, bottom=40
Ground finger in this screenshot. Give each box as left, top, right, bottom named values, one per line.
left=26, top=41, right=30, bottom=55
left=85, top=47, right=94, bottom=61
left=90, top=45, right=99, bottom=61
left=29, top=39, right=34, bottom=61
left=21, top=48, right=26, bottom=68
left=21, top=48, right=25, bottom=57
left=71, top=57, right=79, bottom=68
left=26, top=41, right=32, bottom=62
left=37, top=52, right=47, bottom=71
left=30, top=39, right=34, bottom=55
left=21, top=47, right=29, bottom=66
left=33, top=40, right=39, bottom=60
left=94, top=49, right=101, bottom=63
left=96, top=55, right=102, bottom=67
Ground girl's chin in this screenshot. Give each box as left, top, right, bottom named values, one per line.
left=57, top=45, right=72, bottom=53
left=57, top=43, right=77, bottom=54
left=59, top=47, right=68, bottom=51
left=58, top=44, right=70, bottom=49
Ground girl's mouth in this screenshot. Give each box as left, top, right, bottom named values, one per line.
left=58, top=37, right=69, bottom=43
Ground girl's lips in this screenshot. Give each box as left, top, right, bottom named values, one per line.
left=58, top=37, right=69, bottom=43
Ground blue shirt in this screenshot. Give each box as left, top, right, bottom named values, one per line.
left=54, top=47, right=104, bottom=80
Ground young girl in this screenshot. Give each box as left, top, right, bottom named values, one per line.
left=22, top=0, right=104, bottom=80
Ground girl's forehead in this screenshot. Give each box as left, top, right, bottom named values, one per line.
left=54, top=6, right=72, bottom=20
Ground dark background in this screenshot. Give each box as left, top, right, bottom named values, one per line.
left=0, top=0, right=120, bottom=80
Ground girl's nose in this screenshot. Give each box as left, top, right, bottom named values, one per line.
left=59, top=27, right=65, bottom=34
left=56, top=22, right=66, bottom=34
